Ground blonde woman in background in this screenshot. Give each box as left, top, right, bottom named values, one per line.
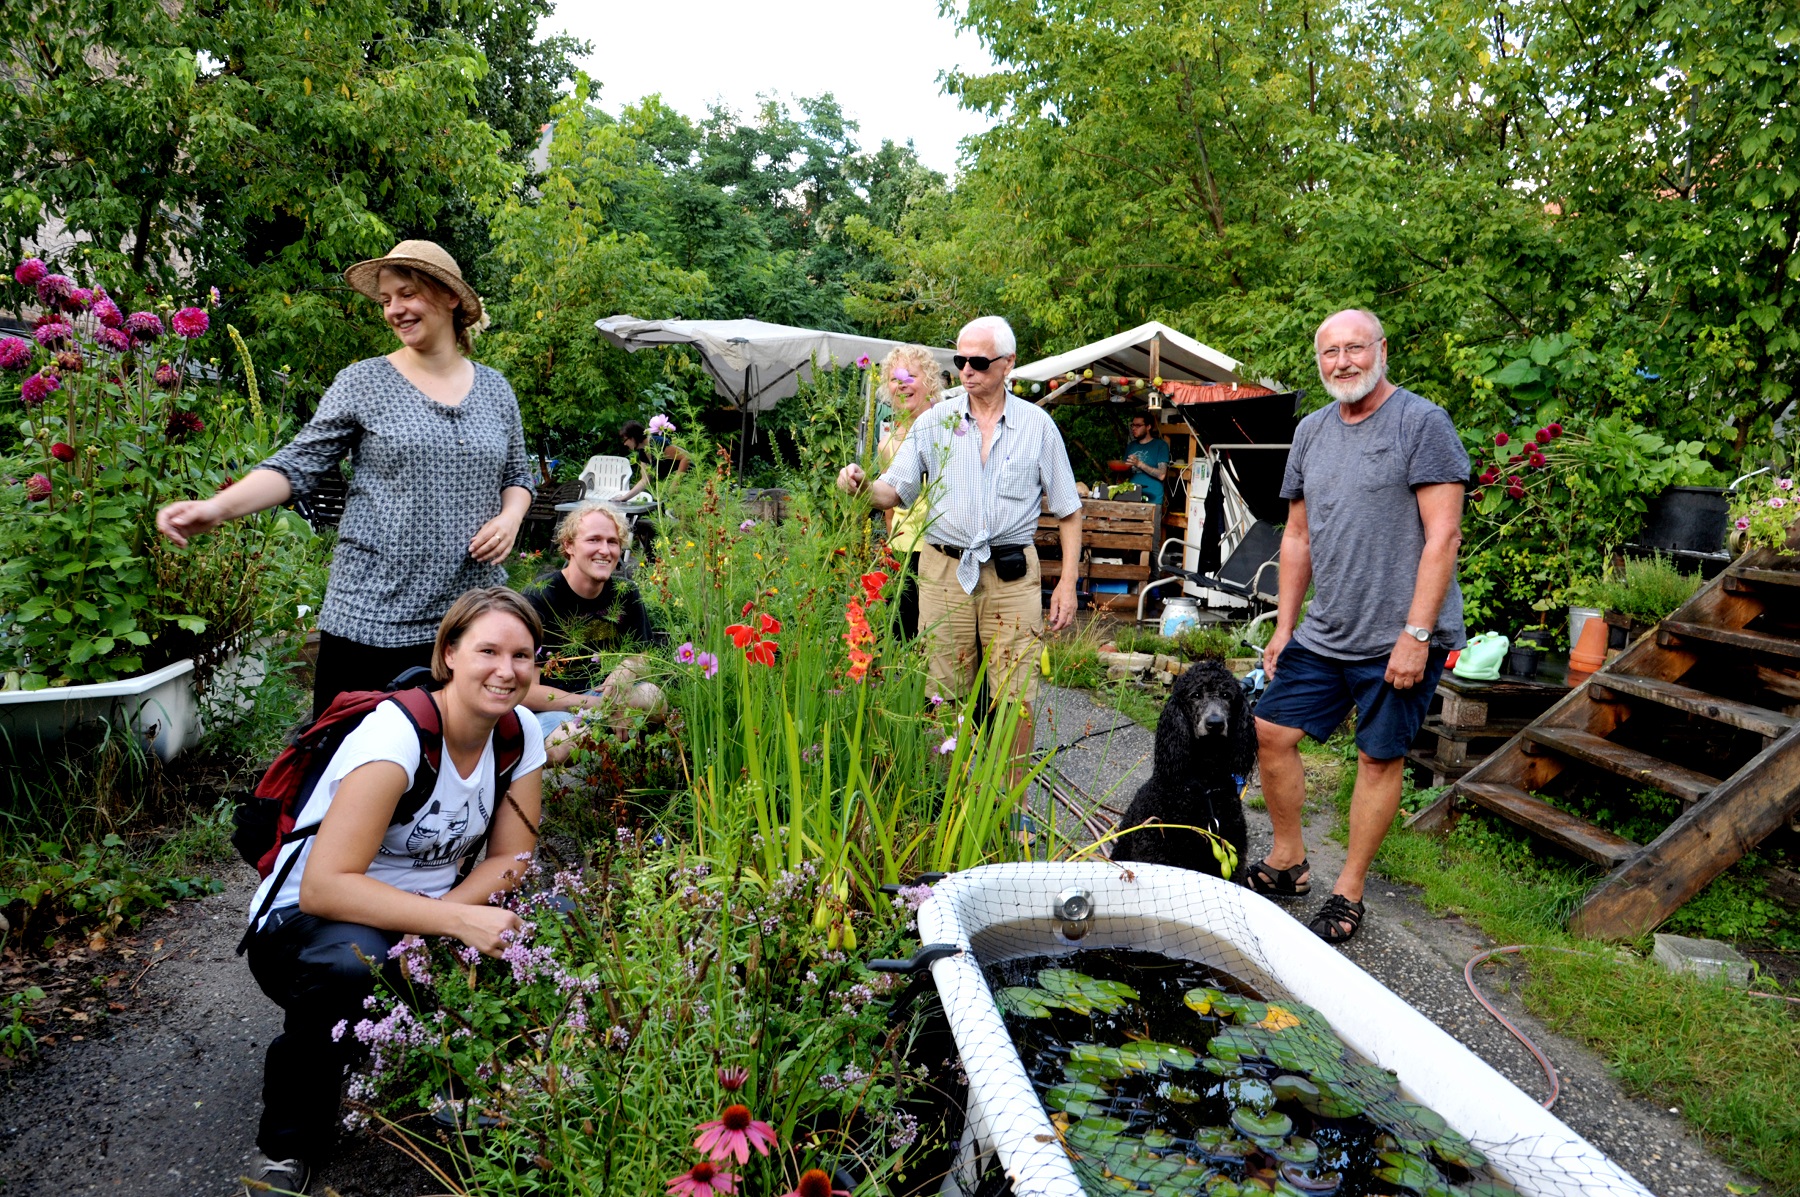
left=877, top=345, right=946, bottom=638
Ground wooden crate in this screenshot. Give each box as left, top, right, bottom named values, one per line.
left=1038, top=498, right=1158, bottom=602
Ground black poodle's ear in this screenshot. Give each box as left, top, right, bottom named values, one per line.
left=1231, top=679, right=1259, bottom=778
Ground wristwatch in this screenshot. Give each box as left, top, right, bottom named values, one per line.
left=1404, top=624, right=1431, bottom=643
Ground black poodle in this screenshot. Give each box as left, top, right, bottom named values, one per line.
left=1111, top=659, right=1256, bottom=880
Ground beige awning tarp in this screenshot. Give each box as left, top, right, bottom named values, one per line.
left=1012, top=320, right=1244, bottom=388
left=595, top=316, right=955, bottom=412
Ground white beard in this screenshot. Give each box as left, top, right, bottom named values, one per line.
left=1321, top=365, right=1382, bottom=405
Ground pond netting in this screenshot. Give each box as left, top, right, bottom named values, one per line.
left=905, top=861, right=1651, bottom=1197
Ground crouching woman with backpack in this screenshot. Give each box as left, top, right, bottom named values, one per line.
left=241, top=588, right=549, bottom=1194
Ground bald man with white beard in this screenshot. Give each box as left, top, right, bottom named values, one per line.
left=1246, top=309, right=1470, bottom=945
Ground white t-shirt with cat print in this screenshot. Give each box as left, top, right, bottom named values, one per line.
left=249, top=698, right=547, bottom=930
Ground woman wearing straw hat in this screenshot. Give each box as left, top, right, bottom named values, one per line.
left=156, top=240, right=536, bottom=715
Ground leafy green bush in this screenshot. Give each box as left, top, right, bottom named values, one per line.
left=1571, top=556, right=1703, bottom=624
left=1174, top=623, right=1241, bottom=661
left=0, top=834, right=221, bottom=950
left=0, top=263, right=321, bottom=688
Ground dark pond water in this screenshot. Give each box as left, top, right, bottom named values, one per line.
left=983, top=948, right=1517, bottom=1197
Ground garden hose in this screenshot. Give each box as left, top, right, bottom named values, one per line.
left=1463, top=943, right=1800, bottom=1111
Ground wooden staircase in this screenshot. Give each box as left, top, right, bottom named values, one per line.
left=1410, top=547, right=1800, bottom=940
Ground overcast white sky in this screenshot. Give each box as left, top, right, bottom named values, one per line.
left=544, top=0, right=997, bottom=178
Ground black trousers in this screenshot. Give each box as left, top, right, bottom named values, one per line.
left=246, top=908, right=406, bottom=1161
left=896, top=551, right=922, bottom=640
left=312, top=632, right=434, bottom=717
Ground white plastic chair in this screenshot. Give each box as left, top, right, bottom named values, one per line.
left=578, top=455, right=635, bottom=500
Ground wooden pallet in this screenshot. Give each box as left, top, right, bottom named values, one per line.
left=1410, top=546, right=1800, bottom=939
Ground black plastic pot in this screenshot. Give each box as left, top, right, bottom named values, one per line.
left=1638, top=486, right=1729, bottom=554
left=1505, top=646, right=1541, bottom=678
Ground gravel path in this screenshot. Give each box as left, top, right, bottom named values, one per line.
left=0, top=683, right=1752, bottom=1195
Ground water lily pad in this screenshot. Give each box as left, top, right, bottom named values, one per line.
left=1296, top=1080, right=1365, bottom=1119
left=1186, top=987, right=1224, bottom=1015
left=1212, top=994, right=1270, bottom=1023
left=1207, top=1138, right=1258, bottom=1161
left=1202, top=1056, right=1238, bottom=1076
left=1273, top=1137, right=1320, bottom=1165
left=1046, top=1079, right=1111, bottom=1117
left=1452, top=1183, right=1520, bottom=1197
left=1374, top=1150, right=1443, bottom=1194
left=1040, top=968, right=1141, bottom=1015
left=1226, top=1077, right=1274, bottom=1112
left=1066, top=1115, right=1130, bottom=1152
left=1141, top=1128, right=1177, bottom=1149
left=1254, top=1004, right=1304, bottom=1031
left=1270, top=1076, right=1321, bottom=1104
left=1430, top=1129, right=1488, bottom=1171
left=1120, top=1040, right=1199, bottom=1072
left=1232, top=1108, right=1295, bottom=1140
left=1159, top=1081, right=1204, bottom=1103
left=1154, top=1165, right=1220, bottom=1197
left=1279, top=1164, right=1343, bottom=1194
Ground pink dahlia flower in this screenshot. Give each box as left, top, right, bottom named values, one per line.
left=64, top=287, right=92, bottom=312
left=124, top=311, right=164, bottom=343
left=154, top=362, right=181, bottom=387
left=50, top=442, right=75, bottom=463
left=693, top=1104, right=777, bottom=1164
left=33, top=321, right=73, bottom=347
left=92, top=293, right=123, bottom=329
left=0, top=336, right=30, bottom=370
left=21, top=371, right=60, bottom=407
left=165, top=410, right=205, bottom=441
left=13, top=258, right=47, bottom=287
left=95, top=327, right=130, bottom=353
left=171, top=306, right=209, bottom=338
left=25, top=473, right=51, bottom=501
left=35, top=274, right=74, bottom=307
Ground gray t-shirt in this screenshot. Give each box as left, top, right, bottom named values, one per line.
left=1280, top=387, right=1469, bottom=659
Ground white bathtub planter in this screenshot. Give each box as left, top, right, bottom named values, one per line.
left=0, top=645, right=270, bottom=762
left=914, top=862, right=1651, bottom=1197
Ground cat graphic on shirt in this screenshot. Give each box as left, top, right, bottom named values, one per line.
left=400, top=798, right=475, bottom=867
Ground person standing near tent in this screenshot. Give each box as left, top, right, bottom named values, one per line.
left=835, top=315, right=1083, bottom=764
left=155, top=241, right=535, bottom=717
left=876, top=344, right=947, bottom=638
left=1123, top=413, right=1170, bottom=505
left=1248, top=308, right=1468, bottom=946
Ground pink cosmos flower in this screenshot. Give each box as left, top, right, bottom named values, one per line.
left=25, top=473, right=50, bottom=501
left=697, top=651, right=719, bottom=679
left=676, top=641, right=697, bottom=664
left=124, top=311, right=163, bottom=343
left=92, top=293, right=123, bottom=329
left=1769, top=496, right=1786, bottom=510
left=1780, top=478, right=1794, bottom=491
left=13, top=258, right=47, bottom=287
left=95, top=327, right=130, bottom=353
left=49, top=442, right=75, bottom=463
left=171, top=306, right=209, bottom=338
left=936, top=736, right=957, bottom=755
left=647, top=413, right=675, bottom=436
left=0, top=336, right=30, bottom=370
left=33, top=321, right=73, bottom=347
left=693, top=1103, right=777, bottom=1164
left=739, top=519, right=756, bottom=532
left=667, top=1162, right=738, bottom=1197
left=1736, top=517, right=1752, bottom=530
left=21, top=371, right=59, bottom=407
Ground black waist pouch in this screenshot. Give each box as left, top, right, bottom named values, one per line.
left=991, top=545, right=1030, bottom=582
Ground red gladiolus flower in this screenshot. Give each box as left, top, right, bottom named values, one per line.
left=1547, top=422, right=1564, bottom=438
left=859, top=570, right=890, bottom=602
left=846, top=649, right=874, bottom=682
left=781, top=1169, right=851, bottom=1197
left=1506, top=484, right=1525, bottom=499
left=758, top=612, right=780, bottom=635
left=741, top=599, right=755, bottom=616
left=725, top=623, right=758, bottom=649
left=25, top=473, right=51, bottom=501
left=1534, top=428, right=1551, bottom=444
left=1494, top=432, right=1510, bottom=447
left=693, top=1102, right=778, bottom=1164
left=746, top=639, right=778, bottom=667
left=49, top=442, right=74, bottom=463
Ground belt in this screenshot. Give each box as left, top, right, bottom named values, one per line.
left=928, top=543, right=1029, bottom=559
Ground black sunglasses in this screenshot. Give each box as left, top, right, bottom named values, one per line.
left=953, top=354, right=1007, bottom=372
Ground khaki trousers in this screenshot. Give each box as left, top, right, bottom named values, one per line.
left=917, top=543, right=1044, bottom=706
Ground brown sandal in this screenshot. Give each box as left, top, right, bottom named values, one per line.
left=1245, top=857, right=1311, bottom=897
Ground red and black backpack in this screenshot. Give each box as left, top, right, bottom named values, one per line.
left=234, top=672, right=525, bottom=952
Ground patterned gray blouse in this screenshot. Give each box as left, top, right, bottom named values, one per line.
left=259, top=357, right=535, bottom=646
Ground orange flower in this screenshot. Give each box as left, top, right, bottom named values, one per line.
left=859, top=570, right=890, bottom=602
left=846, top=649, right=874, bottom=681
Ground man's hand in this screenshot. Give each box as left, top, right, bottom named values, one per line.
left=836, top=463, right=867, bottom=495
left=1047, top=578, right=1078, bottom=631
left=470, top=510, right=522, bottom=564
left=1385, top=633, right=1430, bottom=690
left=1262, top=628, right=1293, bottom=678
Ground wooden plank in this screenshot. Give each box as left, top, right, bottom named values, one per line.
left=1405, top=787, right=1462, bottom=832
left=1571, top=726, right=1800, bottom=939
left=1457, top=781, right=1638, bottom=867
left=1521, top=727, right=1718, bottom=805
left=1754, top=664, right=1800, bottom=700
left=1087, top=562, right=1152, bottom=581
left=1083, top=532, right=1158, bottom=551
left=1590, top=674, right=1796, bottom=738
left=1658, top=620, right=1800, bottom=660
left=1728, top=566, right=1800, bottom=588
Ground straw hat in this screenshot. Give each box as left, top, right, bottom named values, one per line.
left=343, top=240, right=483, bottom=324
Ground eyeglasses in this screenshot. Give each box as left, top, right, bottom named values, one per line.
left=1318, top=342, right=1376, bottom=362
left=953, top=354, right=1006, bottom=373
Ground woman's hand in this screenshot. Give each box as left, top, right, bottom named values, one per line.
left=155, top=498, right=228, bottom=547
left=470, top=511, right=522, bottom=564
left=450, top=903, right=522, bottom=958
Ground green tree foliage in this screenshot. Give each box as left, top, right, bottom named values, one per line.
left=0, top=0, right=573, bottom=400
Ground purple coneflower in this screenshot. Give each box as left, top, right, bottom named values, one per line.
left=666, top=1162, right=737, bottom=1197
left=717, top=1066, right=748, bottom=1092
left=780, top=1169, right=851, bottom=1197
left=693, top=1104, right=777, bottom=1164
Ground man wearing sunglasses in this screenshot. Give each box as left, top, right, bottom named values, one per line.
left=836, top=315, right=1083, bottom=764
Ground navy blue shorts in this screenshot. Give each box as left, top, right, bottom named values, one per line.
left=1255, top=640, right=1448, bottom=760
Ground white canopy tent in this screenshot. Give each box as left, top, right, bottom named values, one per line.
left=595, top=316, right=955, bottom=412
left=1011, top=320, right=1246, bottom=396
